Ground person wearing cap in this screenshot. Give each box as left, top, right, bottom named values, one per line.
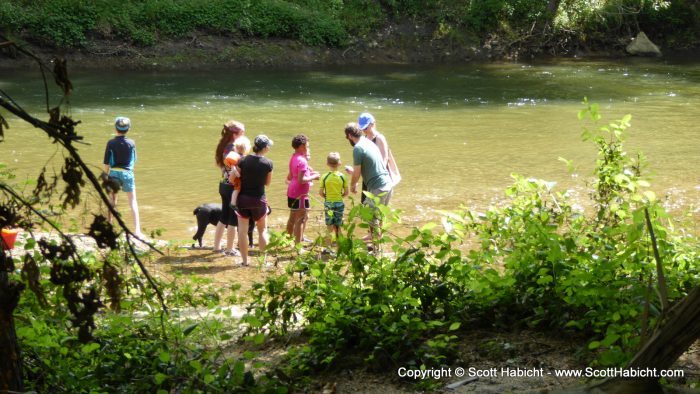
left=103, top=116, right=143, bottom=238
left=213, top=120, right=247, bottom=256
left=236, top=134, right=274, bottom=266
left=353, top=112, right=401, bottom=202
left=344, top=122, right=393, bottom=242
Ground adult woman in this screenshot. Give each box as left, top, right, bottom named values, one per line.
left=357, top=112, right=401, bottom=187
left=236, top=135, right=274, bottom=266
left=213, top=120, right=245, bottom=255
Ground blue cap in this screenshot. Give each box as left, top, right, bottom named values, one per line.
left=115, top=116, right=131, bottom=132
left=358, top=112, right=375, bottom=131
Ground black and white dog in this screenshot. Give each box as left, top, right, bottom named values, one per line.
left=192, top=203, right=254, bottom=248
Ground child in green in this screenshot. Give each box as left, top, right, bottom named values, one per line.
left=319, top=152, right=348, bottom=242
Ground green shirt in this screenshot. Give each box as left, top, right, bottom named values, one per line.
left=321, top=171, right=347, bottom=203
left=353, top=137, right=391, bottom=191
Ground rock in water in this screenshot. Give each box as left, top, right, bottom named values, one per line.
left=626, top=31, right=662, bottom=57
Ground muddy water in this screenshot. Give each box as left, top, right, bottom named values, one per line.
left=2, top=58, right=700, bottom=240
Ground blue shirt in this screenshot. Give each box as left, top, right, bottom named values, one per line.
left=103, top=135, right=136, bottom=171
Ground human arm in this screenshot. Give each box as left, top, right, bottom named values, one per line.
left=319, top=175, right=326, bottom=198
left=298, top=169, right=320, bottom=184
left=228, top=167, right=240, bottom=184
left=350, top=165, right=361, bottom=194
left=375, top=134, right=389, bottom=167
left=103, top=144, right=111, bottom=173
left=296, top=158, right=320, bottom=184
left=265, top=170, right=273, bottom=186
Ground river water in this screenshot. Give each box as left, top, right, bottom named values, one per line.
left=1, top=58, right=699, bottom=240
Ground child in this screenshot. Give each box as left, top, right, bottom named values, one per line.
left=319, top=152, right=348, bottom=243
left=285, top=134, right=320, bottom=245
left=103, top=116, right=143, bottom=238
left=225, top=136, right=252, bottom=211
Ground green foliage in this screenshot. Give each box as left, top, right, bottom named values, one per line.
left=450, top=100, right=700, bottom=366
left=13, top=248, right=285, bottom=392
left=2, top=0, right=347, bottom=48
left=2, top=0, right=699, bottom=50
left=23, top=0, right=99, bottom=47
left=244, top=101, right=700, bottom=382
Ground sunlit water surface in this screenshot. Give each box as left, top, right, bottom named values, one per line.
left=2, top=58, right=700, bottom=241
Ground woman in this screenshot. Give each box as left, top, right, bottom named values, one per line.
left=213, top=120, right=245, bottom=256
left=236, top=134, right=274, bottom=266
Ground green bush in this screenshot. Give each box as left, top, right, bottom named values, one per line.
left=244, top=102, right=700, bottom=380
left=24, top=0, right=98, bottom=47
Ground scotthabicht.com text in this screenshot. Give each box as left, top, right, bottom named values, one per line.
left=397, top=366, right=684, bottom=380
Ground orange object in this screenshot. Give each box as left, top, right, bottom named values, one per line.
left=1, top=228, right=19, bottom=250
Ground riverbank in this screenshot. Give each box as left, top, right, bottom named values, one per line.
left=1, top=23, right=628, bottom=71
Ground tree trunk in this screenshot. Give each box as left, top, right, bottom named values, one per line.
left=0, top=250, right=24, bottom=392
left=556, top=285, right=700, bottom=393
left=542, top=0, right=562, bottom=29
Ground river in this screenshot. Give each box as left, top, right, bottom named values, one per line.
left=2, top=57, right=699, bottom=241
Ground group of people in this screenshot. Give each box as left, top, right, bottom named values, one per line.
left=102, top=112, right=400, bottom=265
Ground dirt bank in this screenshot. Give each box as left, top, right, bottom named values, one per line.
left=0, top=23, right=544, bottom=71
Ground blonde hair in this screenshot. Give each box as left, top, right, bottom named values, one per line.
left=234, top=136, right=251, bottom=155
left=327, top=152, right=341, bottom=166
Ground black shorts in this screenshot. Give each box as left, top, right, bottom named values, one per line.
left=237, top=194, right=269, bottom=222
left=287, top=196, right=310, bottom=210
left=218, top=182, right=238, bottom=227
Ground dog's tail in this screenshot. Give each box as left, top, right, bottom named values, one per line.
left=193, top=207, right=200, bottom=215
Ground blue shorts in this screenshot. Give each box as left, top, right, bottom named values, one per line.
left=324, top=201, right=344, bottom=226
left=109, top=170, right=135, bottom=192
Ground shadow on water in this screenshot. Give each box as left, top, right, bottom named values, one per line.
left=2, top=57, right=700, bottom=240
left=6, top=57, right=700, bottom=110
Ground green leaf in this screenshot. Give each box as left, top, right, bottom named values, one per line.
left=589, top=341, right=601, bottom=350
left=601, top=333, right=620, bottom=347
left=81, top=343, right=100, bottom=354
left=420, top=222, right=437, bottom=232
left=159, top=351, right=171, bottom=363
left=155, top=373, right=167, bottom=385
left=449, top=322, right=461, bottom=331
left=182, top=323, right=198, bottom=337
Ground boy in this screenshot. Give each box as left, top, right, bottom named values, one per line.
left=285, top=134, right=320, bottom=245
left=103, top=116, right=143, bottom=238
left=225, top=136, right=252, bottom=211
left=319, top=152, right=348, bottom=243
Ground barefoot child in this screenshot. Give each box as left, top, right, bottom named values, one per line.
left=225, top=136, right=251, bottom=211
left=319, top=152, right=348, bottom=243
left=103, top=116, right=143, bottom=239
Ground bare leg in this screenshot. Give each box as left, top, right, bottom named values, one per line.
left=230, top=189, right=239, bottom=208
left=285, top=209, right=295, bottom=236
left=126, top=191, right=142, bottom=237
left=213, top=222, right=225, bottom=251
left=238, top=217, right=250, bottom=265
left=290, top=209, right=307, bottom=244
left=107, top=192, right=117, bottom=224
left=255, top=214, right=269, bottom=252
left=226, top=225, right=236, bottom=251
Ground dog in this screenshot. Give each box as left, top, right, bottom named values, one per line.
left=192, top=203, right=255, bottom=249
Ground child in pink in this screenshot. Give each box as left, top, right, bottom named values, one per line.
left=285, top=134, right=319, bottom=245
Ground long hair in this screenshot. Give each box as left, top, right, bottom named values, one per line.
left=215, top=120, right=244, bottom=167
